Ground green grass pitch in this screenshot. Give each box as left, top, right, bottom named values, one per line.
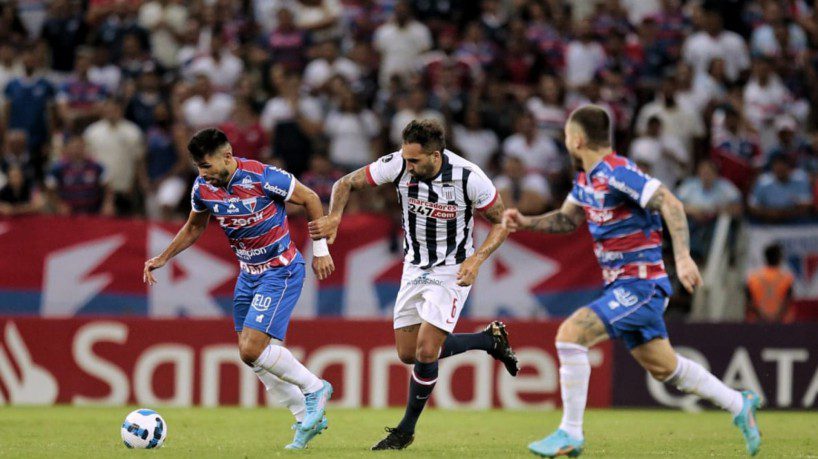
left=0, top=407, right=815, bottom=458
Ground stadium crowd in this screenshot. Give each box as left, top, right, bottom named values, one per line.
left=1, top=0, right=817, bottom=274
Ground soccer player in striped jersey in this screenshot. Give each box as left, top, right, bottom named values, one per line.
left=310, top=119, right=520, bottom=450
left=503, top=106, right=762, bottom=457
left=143, top=128, right=333, bottom=450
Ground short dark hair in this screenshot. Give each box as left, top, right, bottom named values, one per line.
left=764, top=244, right=783, bottom=266
left=402, top=119, right=445, bottom=153
left=188, top=128, right=230, bottom=161
left=569, top=105, right=611, bottom=148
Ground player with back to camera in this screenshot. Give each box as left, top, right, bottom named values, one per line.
left=309, top=119, right=520, bottom=450
left=503, top=105, right=762, bottom=457
left=142, top=128, right=333, bottom=450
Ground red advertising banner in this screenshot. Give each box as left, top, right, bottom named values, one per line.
left=0, top=318, right=613, bottom=408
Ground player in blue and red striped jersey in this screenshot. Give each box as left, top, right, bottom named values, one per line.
left=142, top=128, right=333, bottom=450
left=503, top=106, right=762, bottom=457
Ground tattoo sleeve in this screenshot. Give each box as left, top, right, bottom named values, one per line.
left=647, top=186, right=691, bottom=260
left=474, top=197, right=509, bottom=262
left=328, top=166, right=369, bottom=218
left=526, top=200, right=585, bottom=234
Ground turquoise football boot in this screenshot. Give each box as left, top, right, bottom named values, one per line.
left=528, top=429, right=584, bottom=457
left=285, top=416, right=328, bottom=450
left=301, top=380, right=333, bottom=431
left=733, top=390, right=762, bottom=456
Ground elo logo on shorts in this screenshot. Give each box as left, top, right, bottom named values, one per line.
left=613, top=287, right=639, bottom=307
left=251, top=294, right=272, bottom=311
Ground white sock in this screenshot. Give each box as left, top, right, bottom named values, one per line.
left=666, top=354, right=743, bottom=417
left=253, top=365, right=306, bottom=422
left=557, top=342, right=590, bottom=440
left=253, top=344, right=324, bottom=394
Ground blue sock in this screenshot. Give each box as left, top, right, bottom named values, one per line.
left=439, top=332, right=494, bottom=358
left=396, top=361, right=438, bottom=433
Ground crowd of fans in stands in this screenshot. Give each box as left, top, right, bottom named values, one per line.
left=1, top=0, right=817, bottom=243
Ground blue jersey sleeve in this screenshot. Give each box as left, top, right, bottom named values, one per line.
left=262, top=165, right=296, bottom=202
left=190, top=181, right=207, bottom=213
left=608, top=165, right=662, bottom=209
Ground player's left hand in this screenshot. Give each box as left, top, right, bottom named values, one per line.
left=308, top=215, right=340, bottom=244
left=676, top=254, right=703, bottom=293
left=312, top=255, right=335, bottom=281
left=456, top=256, right=481, bottom=286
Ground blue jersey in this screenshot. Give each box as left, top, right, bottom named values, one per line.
left=568, top=153, right=671, bottom=294
left=191, top=158, right=301, bottom=273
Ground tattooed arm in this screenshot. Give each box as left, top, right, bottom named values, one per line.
left=646, top=185, right=703, bottom=293
left=308, top=166, right=370, bottom=243
left=457, top=196, right=509, bottom=286
left=502, top=197, right=586, bottom=233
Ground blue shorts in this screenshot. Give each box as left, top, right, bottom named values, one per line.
left=232, top=256, right=305, bottom=340
left=588, top=280, right=669, bottom=350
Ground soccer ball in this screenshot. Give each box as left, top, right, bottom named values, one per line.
left=121, top=408, right=168, bottom=449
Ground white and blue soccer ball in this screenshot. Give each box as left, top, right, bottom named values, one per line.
left=121, top=408, right=168, bottom=449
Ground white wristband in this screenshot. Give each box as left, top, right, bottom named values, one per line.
left=313, top=238, right=330, bottom=257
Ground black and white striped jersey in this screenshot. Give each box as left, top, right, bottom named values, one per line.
left=366, top=149, right=498, bottom=268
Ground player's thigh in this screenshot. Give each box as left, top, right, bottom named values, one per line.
left=394, top=324, right=420, bottom=364
left=232, top=272, right=256, bottom=333
left=630, top=338, right=678, bottom=381
left=242, top=262, right=306, bottom=341
left=415, top=320, right=449, bottom=362
left=416, top=266, right=470, bottom=334
left=556, top=307, right=609, bottom=348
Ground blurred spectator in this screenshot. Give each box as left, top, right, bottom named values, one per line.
left=389, top=88, right=444, bottom=148
left=300, top=152, right=343, bottom=209
left=495, top=154, right=551, bottom=215
left=0, top=42, right=23, bottom=101
left=676, top=160, right=742, bottom=259
left=187, top=32, right=243, bottom=92
left=324, top=88, right=380, bottom=170
left=92, top=2, right=149, bottom=63
left=144, top=103, right=188, bottom=221
left=303, top=40, right=361, bottom=92
left=219, top=98, right=270, bottom=161
left=118, top=32, right=159, bottom=82
left=456, top=21, right=498, bottom=70
left=526, top=75, right=567, bottom=141
left=41, top=0, right=88, bottom=79
left=182, top=73, right=235, bottom=130
left=373, top=1, right=432, bottom=86
left=710, top=104, right=761, bottom=195
left=565, top=19, right=606, bottom=89
left=1, top=130, right=35, bottom=184
left=682, top=5, right=749, bottom=82
left=56, top=47, right=108, bottom=131
left=3, top=46, right=55, bottom=172
left=88, top=46, right=122, bottom=94
left=293, top=0, right=342, bottom=43
left=629, top=116, right=688, bottom=191
left=260, top=71, right=323, bottom=176
left=748, top=154, right=813, bottom=224
left=745, top=244, right=794, bottom=323
left=263, top=8, right=308, bottom=73
left=503, top=111, right=562, bottom=179
left=452, top=106, right=499, bottom=173
left=0, top=165, right=40, bottom=216
left=45, top=136, right=114, bottom=216
left=766, top=116, right=815, bottom=174
left=635, top=73, right=704, bottom=158
left=750, top=1, right=808, bottom=59
left=125, top=69, right=163, bottom=131
left=138, top=0, right=188, bottom=69
left=83, top=98, right=145, bottom=215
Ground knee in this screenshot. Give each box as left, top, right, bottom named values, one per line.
left=555, top=320, right=581, bottom=344
left=646, top=362, right=676, bottom=382
left=398, top=350, right=416, bottom=365
left=238, top=340, right=265, bottom=366
left=414, top=341, right=440, bottom=363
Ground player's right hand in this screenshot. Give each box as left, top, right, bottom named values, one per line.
left=143, top=256, right=167, bottom=286
left=308, top=215, right=340, bottom=244
left=502, top=208, right=529, bottom=232
left=312, top=254, right=335, bottom=280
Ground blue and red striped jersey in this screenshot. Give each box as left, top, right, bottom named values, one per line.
left=568, top=153, right=672, bottom=294
left=191, top=158, right=299, bottom=271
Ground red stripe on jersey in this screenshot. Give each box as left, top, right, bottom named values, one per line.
left=585, top=205, right=633, bottom=225
left=476, top=190, right=498, bottom=211
left=239, top=158, right=266, bottom=174
left=239, top=242, right=298, bottom=274
left=599, top=230, right=662, bottom=252
left=602, top=153, right=628, bottom=168
left=602, top=262, right=667, bottom=284
left=230, top=222, right=289, bottom=249
left=197, top=184, right=223, bottom=201
left=365, top=165, right=377, bottom=186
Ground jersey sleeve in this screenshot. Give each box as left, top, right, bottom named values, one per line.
left=608, top=165, right=662, bottom=209
left=262, top=165, right=296, bottom=202
left=366, top=152, right=404, bottom=186
left=190, top=181, right=207, bottom=213
left=467, top=168, right=498, bottom=211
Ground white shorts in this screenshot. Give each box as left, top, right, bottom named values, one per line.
left=393, top=263, right=472, bottom=333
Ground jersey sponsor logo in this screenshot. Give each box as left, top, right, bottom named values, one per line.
left=227, top=201, right=240, bottom=213
left=234, top=246, right=268, bottom=260
left=407, top=198, right=457, bottom=220
left=381, top=153, right=395, bottom=163
left=213, top=204, right=219, bottom=213
left=575, top=185, right=605, bottom=206
left=237, top=176, right=255, bottom=190
left=264, top=182, right=289, bottom=197
left=409, top=271, right=444, bottom=286
left=587, top=208, right=614, bottom=224
left=252, top=294, right=272, bottom=311
left=613, top=287, right=639, bottom=307
left=594, top=246, right=625, bottom=262
left=216, top=210, right=265, bottom=228
left=608, top=176, right=640, bottom=202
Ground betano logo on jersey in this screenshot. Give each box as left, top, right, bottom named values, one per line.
left=407, top=198, right=457, bottom=220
